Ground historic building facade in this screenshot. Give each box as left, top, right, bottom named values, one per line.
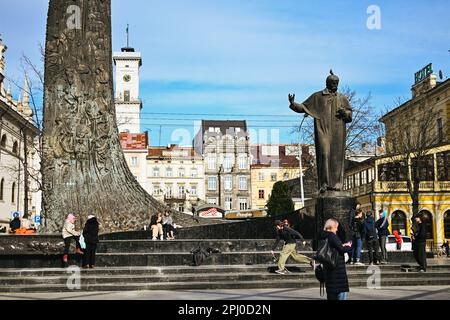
left=0, top=37, right=40, bottom=229
left=194, top=120, right=252, bottom=212
left=250, top=144, right=312, bottom=210
left=146, top=145, right=205, bottom=214
left=344, top=66, right=450, bottom=249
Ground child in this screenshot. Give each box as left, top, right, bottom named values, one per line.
left=393, top=230, right=403, bottom=250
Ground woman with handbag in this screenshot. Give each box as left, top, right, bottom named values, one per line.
left=321, top=218, right=352, bottom=300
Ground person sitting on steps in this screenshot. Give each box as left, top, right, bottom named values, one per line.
left=62, top=213, right=83, bottom=263
left=150, top=212, right=164, bottom=240
left=162, top=211, right=175, bottom=240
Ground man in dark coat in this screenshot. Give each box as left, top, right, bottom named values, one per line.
left=9, top=215, right=21, bottom=233
left=412, top=214, right=427, bottom=272
left=362, top=211, right=380, bottom=265
left=321, top=218, right=352, bottom=300
left=82, top=215, right=99, bottom=269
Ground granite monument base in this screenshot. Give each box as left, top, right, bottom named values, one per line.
left=314, top=191, right=357, bottom=248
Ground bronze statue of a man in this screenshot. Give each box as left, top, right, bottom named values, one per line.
left=289, top=71, right=352, bottom=193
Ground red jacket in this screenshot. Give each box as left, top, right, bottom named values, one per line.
left=393, top=231, right=403, bottom=244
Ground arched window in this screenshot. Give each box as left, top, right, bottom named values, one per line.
left=12, top=141, right=18, bottom=155
left=0, top=178, right=4, bottom=201
left=1, top=134, right=6, bottom=148
left=391, top=210, right=407, bottom=235
left=419, top=210, right=434, bottom=240
left=444, top=211, right=450, bottom=240
left=11, top=182, right=16, bottom=203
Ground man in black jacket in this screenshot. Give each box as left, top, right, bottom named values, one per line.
left=412, top=214, right=427, bottom=272
left=271, top=220, right=313, bottom=274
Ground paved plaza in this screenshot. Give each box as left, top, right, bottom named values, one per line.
left=0, top=286, right=449, bottom=300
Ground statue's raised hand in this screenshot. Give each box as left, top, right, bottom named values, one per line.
left=288, top=93, right=295, bottom=104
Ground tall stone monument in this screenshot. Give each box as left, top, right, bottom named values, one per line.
left=41, top=0, right=210, bottom=232
left=289, top=71, right=356, bottom=243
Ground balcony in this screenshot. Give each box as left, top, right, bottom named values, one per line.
left=164, top=194, right=187, bottom=201
left=347, top=180, right=450, bottom=196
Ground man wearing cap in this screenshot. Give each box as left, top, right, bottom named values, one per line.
left=271, top=220, right=313, bottom=275
left=288, top=71, right=352, bottom=193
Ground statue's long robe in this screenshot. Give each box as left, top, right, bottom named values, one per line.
left=290, top=89, right=352, bottom=190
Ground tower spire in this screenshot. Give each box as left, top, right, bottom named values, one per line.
left=23, top=74, right=29, bottom=107
left=126, top=24, right=129, bottom=48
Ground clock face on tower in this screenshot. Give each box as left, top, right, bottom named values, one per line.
left=123, top=74, right=131, bottom=82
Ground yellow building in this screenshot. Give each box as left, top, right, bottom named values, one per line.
left=344, top=66, right=450, bottom=250
left=250, top=145, right=313, bottom=210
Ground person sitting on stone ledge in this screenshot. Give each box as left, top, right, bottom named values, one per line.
left=9, top=213, right=21, bottom=233
left=150, top=212, right=164, bottom=241
left=62, top=213, right=83, bottom=263
left=162, top=211, right=175, bottom=240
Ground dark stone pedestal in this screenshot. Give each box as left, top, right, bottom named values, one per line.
left=314, top=191, right=356, bottom=248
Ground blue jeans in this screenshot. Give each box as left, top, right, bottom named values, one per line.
left=338, top=292, right=349, bottom=300
left=351, top=237, right=362, bottom=262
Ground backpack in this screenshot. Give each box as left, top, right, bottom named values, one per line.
left=313, top=238, right=338, bottom=269
left=314, top=265, right=326, bottom=297
left=191, top=246, right=211, bottom=266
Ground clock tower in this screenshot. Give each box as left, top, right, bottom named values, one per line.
left=113, top=28, right=142, bottom=133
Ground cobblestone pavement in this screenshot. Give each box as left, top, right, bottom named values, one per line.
left=0, top=286, right=449, bottom=300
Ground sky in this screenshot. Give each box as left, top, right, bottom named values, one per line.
left=0, top=0, right=449, bottom=147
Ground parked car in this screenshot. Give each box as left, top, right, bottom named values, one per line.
left=386, top=235, right=412, bottom=251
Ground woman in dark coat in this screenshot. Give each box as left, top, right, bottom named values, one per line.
left=82, top=215, right=99, bottom=269
left=412, top=214, right=427, bottom=272
left=321, top=218, right=353, bottom=300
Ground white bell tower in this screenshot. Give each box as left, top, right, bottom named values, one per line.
left=113, top=25, right=142, bottom=133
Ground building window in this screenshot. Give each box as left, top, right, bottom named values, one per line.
left=239, top=177, right=247, bottom=190
left=207, top=198, right=217, bottom=205
left=258, top=172, right=265, bottom=181
left=11, top=182, right=16, bottom=203
left=191, top=169, right=198, bottom=178
left=0, top=135, right=6, bottom=148
left=239, top=198, right=248, bottom=210
left=153, top=168, right=160, bottom=177
left=178, top=204, right=184, bottom=213
left=361, top=170, right=367, bottom=185
left=258, top=190, right=265, bottom=199
left=178, top=185, right=185, bottom=197
left=271, top=173, right=277, bottom=182
left=12, top=141, right=18, bottom=155
left=354, top=173, right=360, bottom=187
left=437, top=151, right=450, bottom=181
left=130, top=157, right=137, bottom=167
left=190, top=184, right=197, bottom=196
left=124, top=90, right=130, bottom=102
left=0, top=178, right=4, bottom=201
left=166, top=167, right=173, bottom=177
left=166, top=185, right=173, bottom=197
left=239, top=156, right=247, bottom=170
left=283, top=173, right=289, bottom=180
left=224, top=175, right=232, bottom=191
left=444, top=211, right=450, bottom=239
left=223, top=155, right=233, bottom=172
left=208, top=177, right=217, bottom=191
left=207, top=157, right=216, bottom=170
left=178, top=168, right=185, bottom=178
left=225, top=197, right=233, bottom=210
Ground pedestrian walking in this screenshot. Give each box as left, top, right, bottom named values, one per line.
left=412, top=214, right=427, bottom=272
left=82, top=215, right=99, bottom=269
left=271, top=220, right=313, bottom=274
left=62, top=214, right=83, bottom=264
left=376, top=209, right=390, bottom=264
left=321, top=218, right=352, bottom=300
left=350, top=209, right=364, bottom=265
left=362, top=211, right=380, bottom=265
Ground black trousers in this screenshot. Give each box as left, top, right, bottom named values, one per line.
left=64, top=236, right=81, bottom=255
left=82, top=243, right=97, bottom=266
left=413, top=241, right=427, bottom=270
left=366, top=238, right=379, bottom=263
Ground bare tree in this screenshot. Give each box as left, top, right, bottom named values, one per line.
left=380, top=102, right=441, bottom=218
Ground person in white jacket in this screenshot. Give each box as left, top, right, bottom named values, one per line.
left=62, top=213, right=83, bottom=263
